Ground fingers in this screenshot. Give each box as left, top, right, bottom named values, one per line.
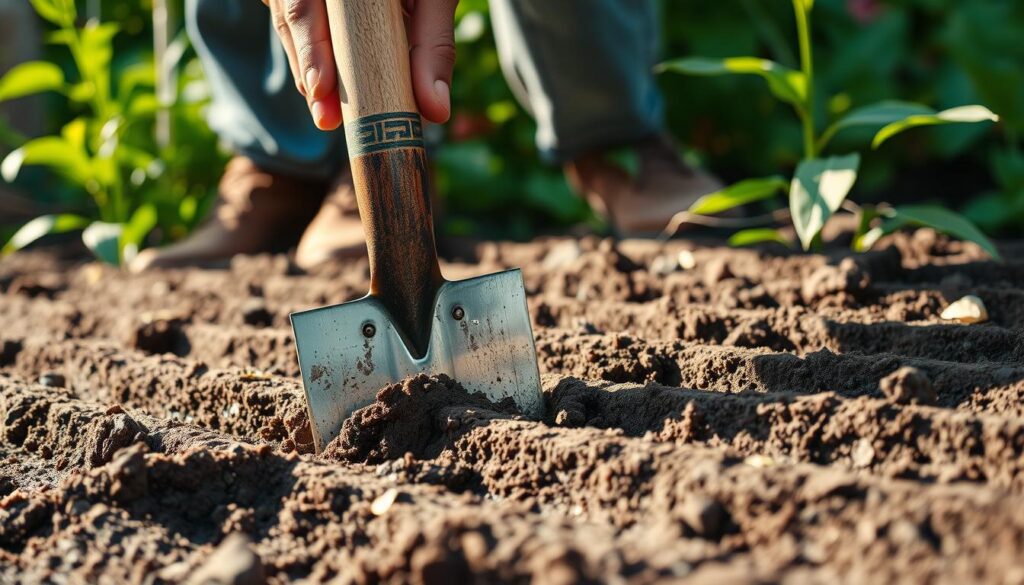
left=269, top=0, right=303, bottom=94
left=270, top=0, right=342, bottom=130
left=408, top=0, right=459, bottom=124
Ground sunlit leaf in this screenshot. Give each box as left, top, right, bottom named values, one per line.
left=0, top=61, right=65, bottom=102
left=61, top=117, right=88, bottom=151
left=120, top=204, right=158, bottom=260
left=889, top=205, right=1001, bottom=260
left=82, top=221, right=123, bottom=265
left=819, top=101, right=933, bottom=150
left=872, top=105, right=999, bottom=149
left=29, top=0, right=76, bottom=27
left=729, top=228, right=790, bottom=247
left=689, top=176, right=789, bottom=215
left=790, top=154, right=860, bottom=250
left=2, top=214, right=90, bottom=254
left=1, top=136, right=92, bottom=185
left=657, top=57, right=807, bottom=108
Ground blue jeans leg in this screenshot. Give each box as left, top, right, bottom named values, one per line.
left=185, top=0, right=345, bottom=180
left=489, top=0, right=665, bottom=163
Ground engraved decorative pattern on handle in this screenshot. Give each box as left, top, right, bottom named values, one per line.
left=345, top=112, right=425, bottom=156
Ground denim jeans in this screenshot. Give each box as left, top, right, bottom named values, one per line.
left=185, top=0, right=664, bottom=179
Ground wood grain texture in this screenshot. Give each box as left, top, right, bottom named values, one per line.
left=351, top=147, right=442, bottom=358
left=327, top=0, right=444, bottom=358
left=326, top=0, right=417, bottom=119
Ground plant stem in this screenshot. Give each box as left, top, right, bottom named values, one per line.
left=793, top=1, right=816, bottom=160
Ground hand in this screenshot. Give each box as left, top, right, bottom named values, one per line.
left=263, top=0, right=459, bottom=131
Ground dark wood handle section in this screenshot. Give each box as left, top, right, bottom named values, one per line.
left=326, top=0, right=444, bottom=358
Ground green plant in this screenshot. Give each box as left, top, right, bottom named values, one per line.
left=0, top=0, right=224, bottom=264
left=659, top=0, right=1002, bottom=259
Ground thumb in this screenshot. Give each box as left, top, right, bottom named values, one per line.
left=408, top=0, right=458, bottom=124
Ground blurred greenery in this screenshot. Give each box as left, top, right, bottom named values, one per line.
left=2, top=0, right=1022, bottom=252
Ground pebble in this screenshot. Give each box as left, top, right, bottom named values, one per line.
left=542, top=240, right=583, bottom=270
left=940, top=295, right=988, bottom=324
left=851, top=439, right=875, bottom=468
left=38, top=372, right=66, bottom=388
left=677, top=249, right=697, bottom=270
left=371, top=488, right=400, bottom=516
left=879, top=367, right=937, bottom=405
left=681, top=495, right=726, bottom=539
left=185, top=533, right=266, bottom=585
left=650, top=255, right=679, bottom=276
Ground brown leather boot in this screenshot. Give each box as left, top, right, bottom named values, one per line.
left=129, top=157, right=328, bottom=272
left=294, top=165, right=368, bottom=270
left=565, top=136, right=723, bottom=237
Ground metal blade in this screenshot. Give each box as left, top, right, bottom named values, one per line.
left=290, top=268, right=543, bottom=453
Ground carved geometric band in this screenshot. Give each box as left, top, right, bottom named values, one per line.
left=345, top=112, right=425, bottom=156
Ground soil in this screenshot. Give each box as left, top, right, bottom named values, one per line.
left=2, top=229, right=1024, bottom=583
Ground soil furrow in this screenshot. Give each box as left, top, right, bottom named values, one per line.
left=544, top=377, right=1024, bottom=491
left=536, top=331, right=1024, bottom=415
left=534, top=298, right=1024, bottom=363
left=5, top=339, right=313, bottom=452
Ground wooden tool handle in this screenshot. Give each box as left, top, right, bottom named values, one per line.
left=326, top=0, right=444, bottom=358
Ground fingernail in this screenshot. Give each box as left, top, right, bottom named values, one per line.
left=311, top=100, right=324, bottom=127
left=305, top=68, right=319, bottom=96
left=434, top=80, right=451, bottom=116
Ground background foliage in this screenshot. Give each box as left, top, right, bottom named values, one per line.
left=1, top=0, right=1022, bottom=254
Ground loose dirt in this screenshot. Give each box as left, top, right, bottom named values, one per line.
left=2, top=230, right=1024, bottom=583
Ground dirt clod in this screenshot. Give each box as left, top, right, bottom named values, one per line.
left=186, top=533, right=266, bottom=585
left=879, top=367, right=937, bottom=405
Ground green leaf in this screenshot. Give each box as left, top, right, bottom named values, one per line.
left=656, top=56, right=807, bottom=108
left=29, top=0, right=76, bottom=27
left=790, top=154, right=860, bottom=250
left=82, top=221, right=123, bottom=266
left=819, top=101, right=933, bottom=150
left=689, top=176, right=789, bottom=215
left=872, top=105, right=1000, bottom=149
left=77, top=22, right=120, bottom=87
left=1, top=136, right=92, bottom=186
left=0, top=61, right=65, bottom=102
left=120, top=204, right=157, bottom=262
left=117, top=62, right=157, bottom=101
left=887, top=205, right=1002, bottom=261
left=61, top=117, right=88, bottom=150
left=2, top=214, right=90, bottom=254
left=729, top=228, right=790, bottom=247
left=852, top=205, right=882, bottom=252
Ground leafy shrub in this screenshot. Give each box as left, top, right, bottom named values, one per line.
left=0, top=0, right=226, bottom=264
left=659, top=0, right=1001, bottom=259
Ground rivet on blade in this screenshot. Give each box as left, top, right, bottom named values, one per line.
left=452, top=306, right=465, bottom=321
left=362, top=322, right=376, bottom=338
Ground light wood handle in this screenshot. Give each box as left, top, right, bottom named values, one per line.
left=326, top=0, right=444, bottom=359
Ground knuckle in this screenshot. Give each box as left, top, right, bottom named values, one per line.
left=282, top=0, right=309, bottom=26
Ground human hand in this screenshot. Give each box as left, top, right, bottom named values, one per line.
left=263, top=0, right=458, bottom=130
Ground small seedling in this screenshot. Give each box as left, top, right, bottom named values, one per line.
left=658, top=0, right=1002, bottom=260
left=0, top=0, right=222, bottom=265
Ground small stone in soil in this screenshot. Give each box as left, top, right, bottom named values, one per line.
left=677, top=249, right=697, bottom=270
left=185, top=533, right=266, bottom=585
left=38, top=372, right=66, bottom=388
left=879, top=367, right=937, bottom=405
left=940, top=295, right=989, bottom=324
left=681, top=495, right=726, bottom=539
left=651, top=255, right=679, bottom=276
